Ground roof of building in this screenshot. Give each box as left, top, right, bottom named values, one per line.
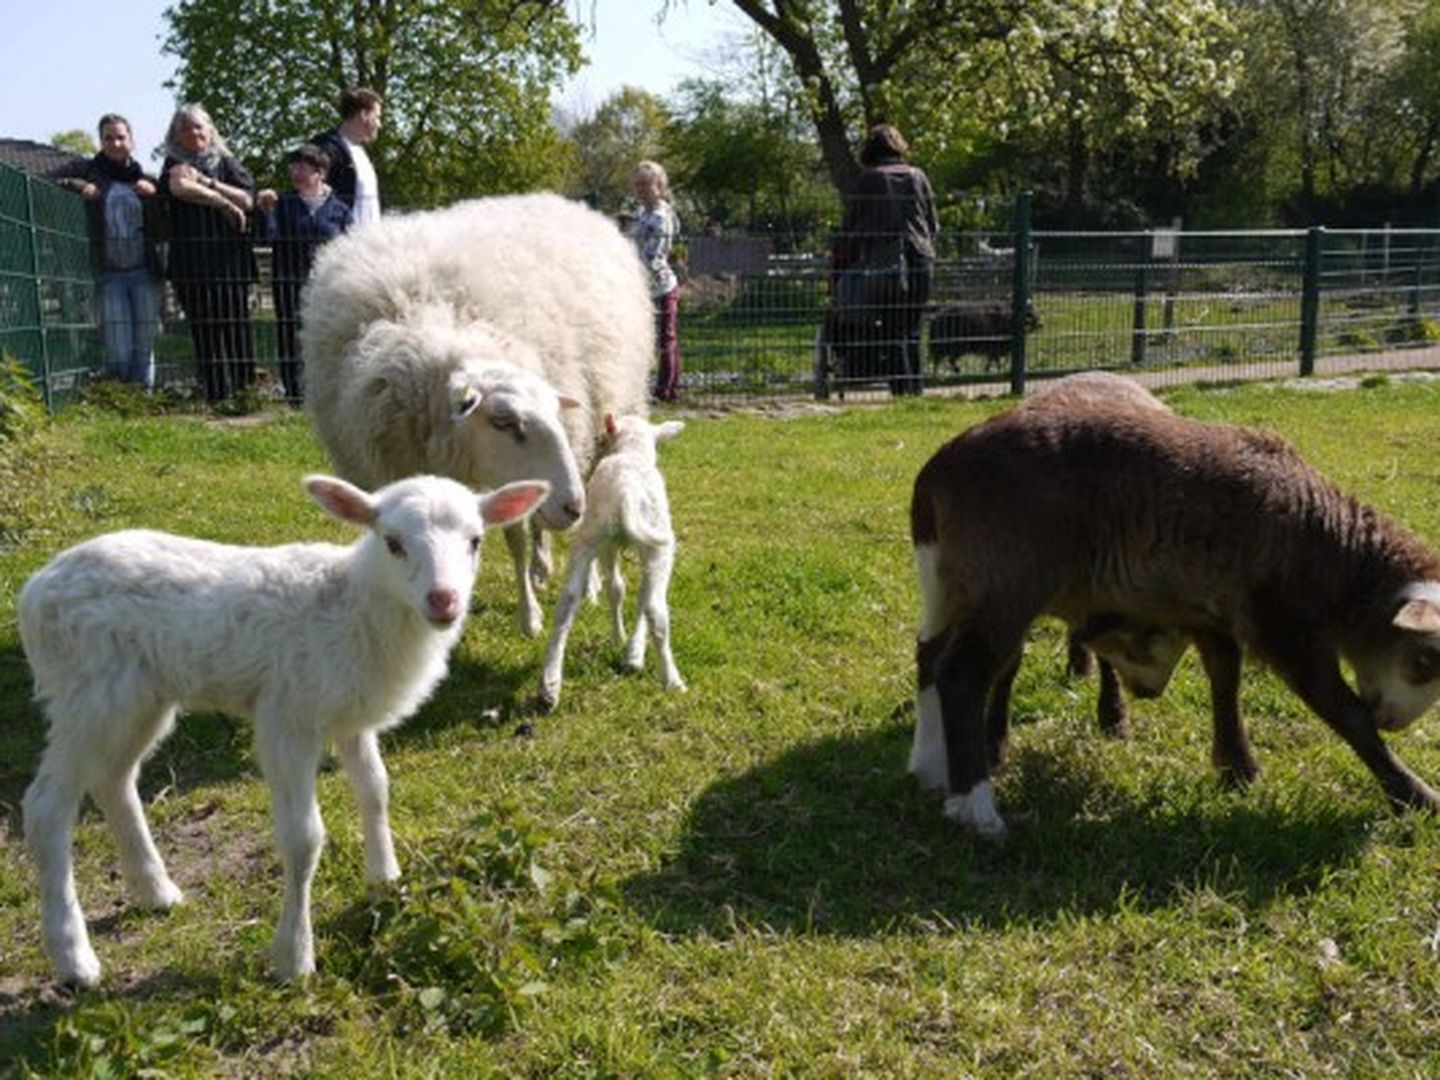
left=0, top=138, right=85, bottom=178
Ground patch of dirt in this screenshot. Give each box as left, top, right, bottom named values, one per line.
left=697, top=401, right=849, bottom=420
left=159, top=798, right=272, bottom=896
left=1278, top=370, right=1440, bottom=392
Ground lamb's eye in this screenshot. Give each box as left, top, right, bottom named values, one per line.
left=385, top=536, right=406, bottom=558
left=469, top=535, right=481, bottom=556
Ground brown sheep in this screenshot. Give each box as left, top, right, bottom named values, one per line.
left=910, top=392, right=1440, bottom=836
left=1000, top=373, right=1192, bottom=741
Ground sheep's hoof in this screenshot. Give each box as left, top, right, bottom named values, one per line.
left=270, top=947, right=316, bottom=984
left=535, top=685, right=559, bottom=714
left=135, top=878, right=184, bottom=910
left=1097, top=712, right=1131, bottom=739
left=943, top=783, right=1007, bottom=839
left=364, top=860, right=402, bottom=886
left=56, top=950, right=103, bottom=991
left=1216, top=756, right=1259, bottom=789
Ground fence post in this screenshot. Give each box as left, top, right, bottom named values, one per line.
left=1009, top=190, right=1032, bottom=396
left=1131, top=252, right=1149, bottom=366
left=1299, top=226, right=1324, bottom=376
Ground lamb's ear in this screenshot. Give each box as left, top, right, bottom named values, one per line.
left=604, top=412, right=618, bottom=437
left=480, top=480, right=552, bottom=528
left=449, top=373, right=483, bottom=422
left=305, top=475, right=377, bottom=527
left=1394, top=598, right=1440, bottom=634
left=653, top=420, right=685, bottom=441
left=558, top=394, right=583, bottom=411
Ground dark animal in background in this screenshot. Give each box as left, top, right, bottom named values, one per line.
left=926, top=300, right=1041, bottom=373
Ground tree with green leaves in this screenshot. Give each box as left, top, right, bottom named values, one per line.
left=694, top=0, right=1237, bottom=221
left=665, top=77, right=827, bottom=231
left=558, top=86, right=672, bottom=211
left=50, top=130, right=97, bottom=158
left=1230, top=0, right=1415, bottom=221
left=162, top=0, right=583, bottom=205
left=1384, top=3, right=1440, bottom=199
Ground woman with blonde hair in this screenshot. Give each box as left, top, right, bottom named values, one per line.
left=626, top=159, right=682, bottom=402
left=159, top=103, right=258, bottom=402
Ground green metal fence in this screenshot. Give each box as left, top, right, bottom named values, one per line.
left=4, top=167, right=1439, bottom=411
left=685, top=195, right=1440, bottom=402
left=0, top=162, right=99, bottom=408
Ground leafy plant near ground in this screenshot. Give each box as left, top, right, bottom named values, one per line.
left=2, top=382, right=1440, bottom=1074
left=326, top=805, right=624, bottom=1041
left=0, top=353, right=43, bottom=449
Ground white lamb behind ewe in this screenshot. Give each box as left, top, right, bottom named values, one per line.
left=538, top=414, right=686, bottom=712
left=19, top=473, right=548, bottom=987
left=301, top=193, right=654, bottom=637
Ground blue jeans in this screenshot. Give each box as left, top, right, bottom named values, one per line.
left=99, top=267, right=161, bottom=388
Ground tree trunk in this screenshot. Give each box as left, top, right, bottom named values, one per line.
left=727, top=0, right=861, bottom=191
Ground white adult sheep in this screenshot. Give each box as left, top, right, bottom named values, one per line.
left=538, top=414, right=686, bottom=711
left=301, top=192, right=654, bottom=637
left=19, top=473, right=549, bottom=987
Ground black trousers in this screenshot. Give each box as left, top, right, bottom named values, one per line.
left=272, top=280, right=304, bottom=402
left=174, top=280, right=255, bottom=403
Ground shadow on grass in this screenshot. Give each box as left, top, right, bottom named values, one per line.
left=622, top=720, right=1377, bottom=937
left=0, top=634, right=539, bottom=836
left=378, top=649, right=541, bottom=745
left=0, top=969, right=226, bottom=1073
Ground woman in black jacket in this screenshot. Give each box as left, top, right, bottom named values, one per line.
left=159, top=104, right=258, bottom=403
left=832, top=124, right=939, bottom=396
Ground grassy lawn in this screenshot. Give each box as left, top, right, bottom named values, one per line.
left=2, top=379, right=1440, bottom=1075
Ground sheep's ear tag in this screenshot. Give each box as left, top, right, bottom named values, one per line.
left=452, top=388, right=483, bottom=422
left=1394, top=598, right=1440, bottom=635
left=604, top=412, right=618, bottom=437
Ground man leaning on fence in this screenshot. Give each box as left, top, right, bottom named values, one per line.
left=48, top=113, right=166, bottom=390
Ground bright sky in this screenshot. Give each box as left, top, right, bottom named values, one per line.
left=0, top=0, right=749, bottom=158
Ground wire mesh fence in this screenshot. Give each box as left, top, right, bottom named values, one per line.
left=4, top=166, right=1440, bottom=412
left=0, top=164, right=99, bottom=408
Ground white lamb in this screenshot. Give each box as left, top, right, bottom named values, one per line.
left=19, top=473, right=549, bottom=987
left=301, top=193, right=654, bottom=637
left=538, top=414, right=686, bottom=712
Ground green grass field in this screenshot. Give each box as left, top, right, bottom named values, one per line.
left=3, top=380, right=1440, bottom=1075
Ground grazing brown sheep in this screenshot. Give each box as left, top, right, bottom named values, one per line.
left=910, top=392, right=1440, bottom=836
